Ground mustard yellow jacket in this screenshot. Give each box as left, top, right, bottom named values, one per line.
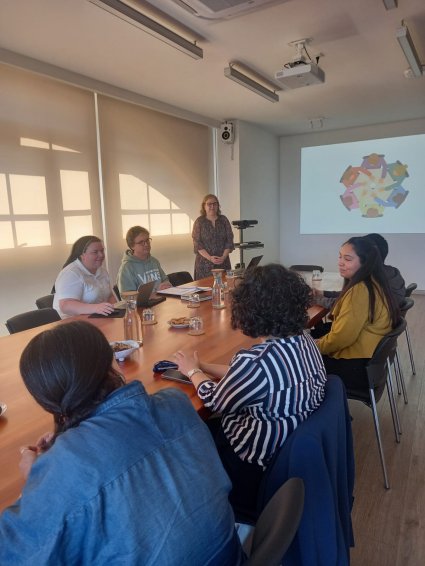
left=317, top=281, right=392, bottom=359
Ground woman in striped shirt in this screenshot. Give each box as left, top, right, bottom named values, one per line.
left=174, top=263, right=327, bottom=515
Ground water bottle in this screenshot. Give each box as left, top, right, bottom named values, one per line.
left=123, top=298, right=141, bottom=342
left=211, top=269, right=225, bottom=309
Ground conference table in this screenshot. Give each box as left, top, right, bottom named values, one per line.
left=0, top=274, right=342, bottom=511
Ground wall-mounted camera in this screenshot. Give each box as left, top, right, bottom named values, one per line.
left=220, top=121, right=234, bottom=144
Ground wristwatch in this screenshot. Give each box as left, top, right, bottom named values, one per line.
left=187, top=368, right=203, bottom=379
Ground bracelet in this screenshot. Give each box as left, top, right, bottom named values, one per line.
left=187, top=368, right=203, bottom=380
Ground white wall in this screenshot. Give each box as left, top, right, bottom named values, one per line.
left=280, top=118, right=425, bottom=290
left=216, top=120, right=280, bottom=269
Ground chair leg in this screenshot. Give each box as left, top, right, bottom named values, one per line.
left=405, top=325, right=416, bottom=375
left=395, top=349, right=408, bottom=404
left=386, top=365, right=402, bottom=441
left=369, top=388, right=390, bottom=489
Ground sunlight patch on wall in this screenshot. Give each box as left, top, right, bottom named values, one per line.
left=149, top=187, right=170, bottom=209
left=0, top=222, right=14, bottom=249
left=119, top=175, right=148, bottom=209
left=20, top=138, right=79, bottom=153
left=0, top=174, right=10, bottom=214
left=121, top=214, right=150, bottom=237
left=172, top=213, right=191, bottom=234
left=118, top=175, right=193, bottom=238
left=15, top=221, right=51, bottom=247
left=150, top=213, right=172, bottom=236
left=64, top=215, right=94, bottom=244
left=61, top=170, right=91, bottom=210
left=10, top=175, right=48, bottom=214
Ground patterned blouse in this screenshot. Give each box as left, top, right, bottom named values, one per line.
left=197, top=333, right=327, bottom=468
left=192, top=215, right=235, bottom=279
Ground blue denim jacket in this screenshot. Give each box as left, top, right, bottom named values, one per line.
left=0, top=382, right=243, bottom=565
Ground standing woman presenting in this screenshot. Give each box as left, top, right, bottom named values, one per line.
left=192, top=194, right=235, bottom=280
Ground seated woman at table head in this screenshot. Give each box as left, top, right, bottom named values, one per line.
left=174, top=263, right=327, bottom=516
left=117, top=225, right=171, bottom=294
left=316, top=236, right=400, bottom=390
left=0, top=321, right=243, bottom=566
left=53, top=235, right=116, bottom=318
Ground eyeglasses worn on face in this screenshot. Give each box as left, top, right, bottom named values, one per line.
left=206, top=202, right=218, bottom=206
left=134, top=238, right=152, bottom=246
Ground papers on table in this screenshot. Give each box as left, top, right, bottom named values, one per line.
left=157, top=286, right=212, bottom=297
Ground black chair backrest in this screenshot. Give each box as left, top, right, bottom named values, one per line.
left=405, top=283, right=417, bottom=297
left=290, top=265, right=324, bottom=273
left=365, top=319, right=407, bottom=397
left=35, top=294, right=54, bottom=309
left=167, top=271, right=193, bottom=286
left=6, top=308, right=61, bottom=334
left=247, top=478, right=305, bottom=566
left=400, top=297, right=414, bottom=316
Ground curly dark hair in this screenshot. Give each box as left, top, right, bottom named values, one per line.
left=19, top=321, right=123, bottom=439
left=231, top=263, right=312, bottom=338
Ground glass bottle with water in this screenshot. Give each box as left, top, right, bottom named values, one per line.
left=211, top=269, right=225, bottom=309
left=123, top=297, right=141, bottom=342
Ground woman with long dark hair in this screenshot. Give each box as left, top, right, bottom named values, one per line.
left=0, top=321, right=243, bottom=565
left=316, top=236, right=400, bottom=389
left=53, top=235, right=116, bottom=317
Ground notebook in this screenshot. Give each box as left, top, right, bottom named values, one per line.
left=136, top=280, right=166, bottom=308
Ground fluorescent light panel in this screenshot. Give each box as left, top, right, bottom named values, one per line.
left=396, top=23, right=423, bottom=78
left=224, top=65, right=280, bottom=103
left=88, top=0, right=203, bottom=59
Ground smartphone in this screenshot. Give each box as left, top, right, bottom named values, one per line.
left=162, top=369, right=192, bottom=384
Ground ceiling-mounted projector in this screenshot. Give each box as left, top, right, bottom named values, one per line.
left=275, top=62, right=325, bottom=89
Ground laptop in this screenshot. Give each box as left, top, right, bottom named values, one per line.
left=234, top=255, right=263, bottom=275
left=136, top=280, right=166, bottom=308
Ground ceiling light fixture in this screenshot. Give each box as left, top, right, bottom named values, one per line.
left=88, top=0, right=203, bottom=59
left=382, top=0, right=398, bottom=10
left=224, top=62, right=281, bottom=103
left=396, top=22, right=423, bottom=78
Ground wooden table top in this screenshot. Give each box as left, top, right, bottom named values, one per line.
left=0, top=277, right=328, bottom=511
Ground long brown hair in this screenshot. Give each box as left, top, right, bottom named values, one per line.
left=200, top=194, right=221, bottom=216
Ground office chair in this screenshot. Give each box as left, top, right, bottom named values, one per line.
left=167, top=271, right=193, bottom=286
left=405, top=283, right=417, bottom=298
left=346, top=319, right=407, bottom=489
left=255, top=375, right=355, bottom=566
left=245, top=478, right=304, bottom=566
left=35, top=294, right=54, bottom=309
left=6, top=308, right=61, bottom=334
left=400, top=298, right=415, bottom=375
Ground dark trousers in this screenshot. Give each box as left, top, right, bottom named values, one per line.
left=207, top=418, right=264, bottom=522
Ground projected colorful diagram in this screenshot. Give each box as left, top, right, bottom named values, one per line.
left=339, top=153, right=409, bottom=218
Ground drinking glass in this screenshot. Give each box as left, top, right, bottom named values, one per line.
left=187, top=293, right=201, bottom=308
left=142, top=308, right=155, bottom=323
left=188, top=316, right=204, bottom=335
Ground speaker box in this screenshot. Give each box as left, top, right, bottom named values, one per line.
left=220, top=121, right=234, bottom=144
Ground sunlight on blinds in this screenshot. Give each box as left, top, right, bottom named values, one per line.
left=119, top=174, right=148, bottom=209
left=0, top=222, right=14, bottom=249
left=10, top=175, right=48, bottom=214
left=60, top=170, right=91, bottom=210
left=0, top=174, right=10, bottom=214
left=15, top=220, right=51, bottom=247
left=20, top=138, right=80, bottom=153
left=122, top=214, right=150, bottom=237
left=64, top=215, right=93, bottom=244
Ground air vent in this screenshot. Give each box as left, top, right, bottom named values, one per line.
left=171, top=0, right=286, bottom=20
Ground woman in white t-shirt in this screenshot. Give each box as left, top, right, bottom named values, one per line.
left=53, top=236, right=116, bottom=318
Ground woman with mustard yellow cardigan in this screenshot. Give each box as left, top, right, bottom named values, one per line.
left=316, top=236, right=400, bottom=390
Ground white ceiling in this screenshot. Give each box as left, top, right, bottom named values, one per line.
left=0, top=0, right=424, bottom=136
